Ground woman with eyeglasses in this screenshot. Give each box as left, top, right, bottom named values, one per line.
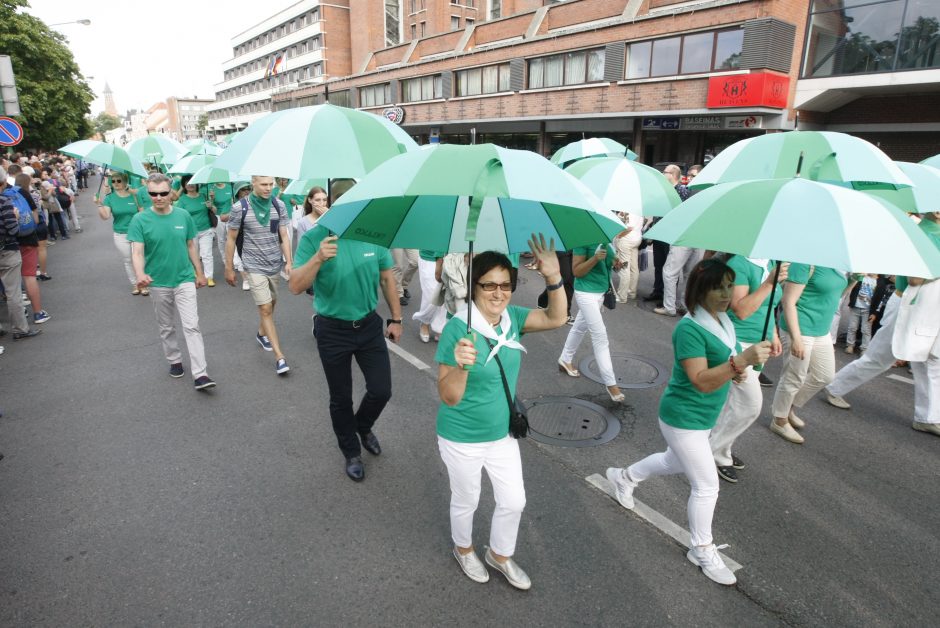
left=97, top=172, right=144, bottom=295
left=174, top=177, right=217, bottom=287
left=436, top=236, right=567, bottom=590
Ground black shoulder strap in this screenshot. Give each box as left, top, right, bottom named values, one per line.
left=482, top=337, right=515, bottom=417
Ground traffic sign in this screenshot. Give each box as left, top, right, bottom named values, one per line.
left=0, top=116, right=23, bottom=146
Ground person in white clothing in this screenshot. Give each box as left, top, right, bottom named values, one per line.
left=613, top=212, right=643, bottom=303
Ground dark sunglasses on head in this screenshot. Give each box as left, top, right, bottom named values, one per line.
left=148, top=191, right=171, bottom=197
left=477, top=281, right=513, bottom=292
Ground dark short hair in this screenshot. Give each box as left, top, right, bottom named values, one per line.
left=469, top=251, right=517, bottom=302
left=685, top=258, right=736, bottom=314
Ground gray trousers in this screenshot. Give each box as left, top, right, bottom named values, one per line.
left=0, top=249, right=29, bottom=334
left=149, top=282, right=208, bottom=379
left=392, top=248, right=419, bottom=297
left=662, top=246, right=703, bottom=313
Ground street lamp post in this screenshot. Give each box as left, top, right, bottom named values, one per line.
left=48, top=19, right=91, bottom=27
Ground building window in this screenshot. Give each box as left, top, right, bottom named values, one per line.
left=456, top=62, right=510, bottom=95
left=330, top=90, right=351, bottom=107
left=403, top=74, right=443, bottom=102
left=312, top=35, right=322, bottom=50
left=420, top=21, right=426, bottom=36
left=626, top=28, right=743, bottom=79
left=466, top=0, right=475, bottom=7
left=386, top=0, right=402, bottom=46
left=313, top=62, right=323, bottom=77
left=465, top=18, right=475, bottom=27
left=410, top=0, right=416, bottom=12
left=528, top=48, right=605, bottom=88
left=411, top=23, right=416, bottom=39
left=489, top=0, right=501, bottom=19
left=451, top=16, right=460, bottom=30
left=360, top=83, right=392, bottom=107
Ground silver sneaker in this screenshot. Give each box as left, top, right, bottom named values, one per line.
left=606, top=467, right=636, bottom=509
left=485, top=549, right=531, bottom=590
left=453, top=548, right=489, bottom=583
left=687, top=544, right=737, bottom=586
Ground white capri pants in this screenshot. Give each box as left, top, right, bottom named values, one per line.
left=196, top=228, right=215, bottom=279
left=771, top=331, right=836, bottom=417
left=560, top=290, right=617, bottom=386
left=113, top=232, right=137, bottom=286
left=710, top=341, right=763, bottom=467
left=828, top=294, right=900, bottom=398
left=437, top=435, right=526, bottom=557
left=411, top=258, right=447, bottom=334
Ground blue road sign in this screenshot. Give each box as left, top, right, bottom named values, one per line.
left=0, top=116, right=24, bottom=146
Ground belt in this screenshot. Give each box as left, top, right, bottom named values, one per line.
left=317, top=312, right=375, bottom=330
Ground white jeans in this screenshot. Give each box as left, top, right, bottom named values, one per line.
left=614, top=238, right=640, bottom=301
left=828, top=294, right=900, bottom=398
left=662, top=246, right=703, bottom=313
left=149, top=282, right=208, bottom=379
left=912, top=357, right=940, bottom=424
left=392, top=248, right=419, bottom=297
left=561, top=291, right=616, bottom=386
left=196, top=228, right=215, bottom=279
left=710, top=342, right=763, bottom=467
left=628, top=420, right=719, bottom=547
left=112, top=232, right=137, bottom=286
left=217, top=221, right=243, bottom=272
left=438, top=435, right=526, bottom=557
left=411, top=258, right=447, bottom=334
left=771, top=332, right=836, bottom=417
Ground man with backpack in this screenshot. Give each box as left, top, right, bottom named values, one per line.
left=224, top=175, right=293, bottom=376
left=0, top=168, right=41, bottom=340
left=4, top=177, right=50, bottom=324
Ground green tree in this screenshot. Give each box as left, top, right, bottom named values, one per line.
left=91, top=112, right=122, bottom=138
left=196, top=113, right=208, bottom=136
left=0, top=0, right=94, bottom=148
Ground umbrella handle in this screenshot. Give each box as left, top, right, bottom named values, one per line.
left=463, top=240, right=475, bottom=369
left=754, top=261, right=782, bottom=373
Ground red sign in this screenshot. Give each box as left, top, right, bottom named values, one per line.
left=0, top=116, right=23, bottom=146
left=706, top=72, right=790, bottom=109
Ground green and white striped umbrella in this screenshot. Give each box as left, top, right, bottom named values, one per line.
left=188, top=164, right=244, bottom=185
left=691, top=131, right=912, bottom=190
left=59, top=140, right=149, bottom=178
left=214, top=103, right=418, bottom=179
left=318, top=143, right=623, bottom=254
left=550, top=137, right=637, bottom=167
left=646, top=178, right=940, bottom=278
left=853, top=161, right=940, bottom=214
left=565, top=156, right=681, bottom=217
left=168, top=154, right=217, bottom=175
left=920, top=154, right=940, bottom=169
left=127, top=134, right=187, bottom=166
left=283, top=177, right=330, bottom=196
left=183, top=139, right=223, bottom=157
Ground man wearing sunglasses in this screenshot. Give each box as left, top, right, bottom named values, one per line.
left=128, top=173, right=216, bottom=391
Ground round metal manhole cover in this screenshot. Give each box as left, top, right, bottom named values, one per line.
left=523, top=397, right=620, bottom=448
left=579, top=353, right=669, bottom=389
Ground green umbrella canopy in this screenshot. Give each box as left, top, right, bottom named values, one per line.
left=852, top=162, right=940, bottom=214
left=183, top=139, right=223, bottom=157
left=551, top=138, right=637, bottom=168
left=318, top=143, right=623, bottom=254
left=127, top=134, right=187, bottom=167
left=188, top=164, right=244, bottom=185
left=213, top=103, right=418, bottom=179
left=59, top=140, right=149, bottom=178
left=283, top=177, right=330, bottom=196
left=920, top=154, right=940, bottom=169
left=646, top=177, right=940, bottom=278
left=168, top=154, right=217, bottom=175
left=565, top=156, right=681, bottom=218
left=691, top=131, right=912, bottom=190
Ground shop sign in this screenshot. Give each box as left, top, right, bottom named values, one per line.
left=724, top=115, right=763, bottom=130
left=681, top=116, right=722, bottom=130
left=383, top=106, right=405, bottom=124
left=706, top=72, right=789, bottom=109
left=642, top=117, right=680, bottom=130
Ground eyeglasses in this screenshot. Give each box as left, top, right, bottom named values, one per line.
left=111, top=179, right=124, bottom=184
left=148, top=191, right=171, bottom=197
left=477, top=281, right=513, bottom=292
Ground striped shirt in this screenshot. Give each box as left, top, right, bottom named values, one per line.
left=227, top=198, right=288, bottom=276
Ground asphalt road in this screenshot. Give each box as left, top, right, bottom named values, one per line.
left=1, top=178, right=937, bottom=626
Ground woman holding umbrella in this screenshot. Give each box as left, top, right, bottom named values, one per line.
left=175, top=178, right=217, bottom=287
left=96, top=173, right=144, bottom=295
left=437, top=235, right=567, bottom=590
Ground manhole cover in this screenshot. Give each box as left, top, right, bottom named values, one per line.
left=524, top=397, right=620, bottom=448
left=579, top=353, right=668, bottom=389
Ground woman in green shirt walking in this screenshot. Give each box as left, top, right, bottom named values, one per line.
left=175, top=179, right=217, bottom=287
left=436, top=238, right=567, bottom=590
left=96, top=173, right=144, bottom=294
left=606, top=259, right=770, bottom=586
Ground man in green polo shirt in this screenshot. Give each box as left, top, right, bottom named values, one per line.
left=128, top=173, right=216, bottom=391
left=290, top=219, right=402, bottom=482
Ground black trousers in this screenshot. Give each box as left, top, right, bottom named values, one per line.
left=536, top=251, right=574, bottom=315
left=314, top=312, right=392, bottom=458
left=651, top=240, right=671, bottom=298
left=47, top=212, right=68, bottom=239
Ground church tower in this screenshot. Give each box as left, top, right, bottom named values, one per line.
left=103, top=82, right=118, bottom=116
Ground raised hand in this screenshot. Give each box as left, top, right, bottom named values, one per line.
left=528, top=233, right=560, bottom=280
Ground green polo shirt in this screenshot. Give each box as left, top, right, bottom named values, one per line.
left=435, top=305, right=530, bottom=443
left=126, top=208, right=197, bottom=288
left=175, top=193, right=212, bottom=231
left=102, top=192, right=139, bottom=234
left=129, top=175, right=153, bottom=209
left=295, top=225, right=394, bottom=320
left=419, top=249, right=441, bottom=262
left=726, top=257, right=782, bottom=344
left=573, top=244, right=614, bottom=293
left=209, top=184, right=234, bottom=216
left=659, top=317, right=741, bottom=430
left=781, top=264, right=848, bottom=337
left=896, top=219, right=940, bottom=293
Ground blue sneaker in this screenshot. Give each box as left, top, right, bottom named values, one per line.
left=33, top=310, right=51, bottom=324
left=275, top=358, right=290, bottom=375
left=256, top=333, right=273, bottom=351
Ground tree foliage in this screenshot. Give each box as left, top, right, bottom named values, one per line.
left=91, top=112, right=122, bottom=138
left=0, top=0, right=94, bottom=149
left=196, top=113, right=208, bottom=136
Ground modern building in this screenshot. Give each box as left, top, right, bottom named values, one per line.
left=166, top=97, right=215, bottom=141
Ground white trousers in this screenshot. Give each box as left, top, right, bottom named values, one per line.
left=196, top=228, right=215, bottom=279
left=112, top=232, right=137, bottom=286
left=438, top=435, right=526, bottom=557
left=710, top=342, right=763, bottom=467
left=411, top=258, right=447, bottom=334
left=149, top=282, right=208, bottom=379
left=662, top=246, right=703, bottom=313
left=771, top=332, right=835, bottom=417
left=614, top=238, right=640, bottom=301
left=628, top=420, right=719, bottom=547
left=912, top=357, right=940, bottom=424
left=561, top=291, right=616, bottom=386
left=828, top=294, right=900, bottom=398
left=392, top=248, right=419, bottom=297
left=216, top=221, right=243, bottom=272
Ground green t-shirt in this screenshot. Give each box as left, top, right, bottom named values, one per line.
left=126, top=208, right=197, bottom=288
left=209, top=184, right=234, bottom=216
left=896, top=219, right=940, bottom=293
left=435, top=305, right=530, bottom=443
left=659, top=317, right=741, bottom=430
left=175, top=193, right=212, bottom=232
left=781, top=264, right=848, bottom=337
left=128, top=175, right=153, bottom=209
left=103, top=192, right=139, bottom=234
left=295, top=225, right=394, bottom=320
left=573, top=244, right=614, bottom=293
left=419, top=249, right=441, bottom=262
left=726, top=257, right=782, bottom=344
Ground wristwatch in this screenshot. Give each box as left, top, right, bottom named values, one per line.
left=386, top=318, right=403, bottom=327
left=545, top=279, right=564, bottom=291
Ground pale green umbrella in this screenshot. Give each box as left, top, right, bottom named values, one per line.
left=551, top=138, right=637, bottom=168
left=189, top=164, right=243, bottom=185
left=183, top=139, right=223, bottom=157
left=59, top=140, right=149, bottom=178
left=213, top=103, right=418, bottom=179
left=852, top=162, right=940, bottom=214
left=920, top=154, right=940, bottom=169
left=168, top=154, right=217, bottom=175
left=565, top=156, right=681, bottom=217
left=283, top=177, right=329, bottom=196
left=127, top=134, right=187, bottom=167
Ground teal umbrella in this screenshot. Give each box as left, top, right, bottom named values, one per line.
left=551, top=138, right=637, bottom=168
left=59, top=140, right=149, bottom=178
left=213, top=103, right=418, bottom=179
left=127, top=134, right=187, bottom=167
left=691, top=131, right=912, bottom=190
left=183, top=139, right=223, bottom=157
left=564, top=156, right=681, bottom=217
left=852, top=162, right=940, bottom=214
left=920, top=154, right=940, bottom=169
left=168, top=154, right=217, bottom=175
left=283, top=177, right=330, bottom=196
left=189, top=164, right=243, bottom=185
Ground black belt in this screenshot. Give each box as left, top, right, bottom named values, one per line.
left=316, top=312, right=376, bottom=330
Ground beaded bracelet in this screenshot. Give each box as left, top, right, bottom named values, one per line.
left=729, top=355, right=745, bottom=376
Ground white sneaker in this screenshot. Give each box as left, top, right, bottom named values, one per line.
left=453, top=547, right=489, bottom=583
left=606, top=467, right=636, bottom=509
left=687, top=544, right=736, bottom=585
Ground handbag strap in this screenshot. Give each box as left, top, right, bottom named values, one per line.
left=482, top=337, right=515, bottom=420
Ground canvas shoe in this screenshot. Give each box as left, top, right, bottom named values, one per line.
left=606, top=467, right=637, bottom=509
left=194, top=376, right=216, bottom=391
left=825, top=391, right=851, bottom=410
left=770, top=421, right=804, bottom=444
left=168, top=362, right=185, bottom=378
left=256, top=333, right=273, bottom=351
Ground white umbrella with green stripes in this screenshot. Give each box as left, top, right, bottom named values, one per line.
left=565, top=156, right=682, bottom=217
left=550, top=138, right=637, bottom=168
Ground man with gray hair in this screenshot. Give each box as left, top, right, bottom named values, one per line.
left=654, top=164, right=700, bottom=317
left=0, top=167, right=41, bottom=340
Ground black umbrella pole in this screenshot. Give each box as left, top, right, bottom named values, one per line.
left=754, top=262, right=782, bottom=373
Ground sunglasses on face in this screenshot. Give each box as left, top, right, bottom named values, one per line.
left=148, top=191, right=171, bottom=197
left=477, top=281, right=513, bottom=292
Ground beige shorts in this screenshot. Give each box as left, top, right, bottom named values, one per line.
left=246, top=272, right=279, bottom=306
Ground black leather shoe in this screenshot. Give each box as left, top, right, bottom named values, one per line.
left=758, top=372, right=773, bottom=387
left=360, top=432, right=382, bottom=456
left=642, top=293, right=662, bottom=302
left=345, top=456, right=364, bottom=482
left=403, top=289, right=411, bottom=299
left=399, top=296, right=409, bottom=307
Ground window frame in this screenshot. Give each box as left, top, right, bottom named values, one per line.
left=624, top=27, right=744, bottom=79
left=527, top=48, right=607, bottom=89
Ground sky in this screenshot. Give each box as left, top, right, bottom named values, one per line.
left=26, top=0, right=290, bottom=115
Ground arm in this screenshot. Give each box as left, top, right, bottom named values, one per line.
left=435, top=257, right=443, bottom=284
left=438, top=338, right=477, bottom=406
left=781, top=281, right=807, bottom=359
left=288, top=234, right=336, bottom=294
left=682, top=341, right=771, bottom=394
left=523, top=234, right=567, bottom=332
left=97, top=196, right=112, bottom=221
left=187, top=239, right=207, bottom=287
left=278, top=224, right=292, bottom=276
left=572, top=252, right=600, bottom=278
left=729, top=263, right=790, bottom=321
left=224, top=228, right=238, bottom=286
left=379, top=267, right=403, bottom=342
left=131, top=242, right=151, bottom=288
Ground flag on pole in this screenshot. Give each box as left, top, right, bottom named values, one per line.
left=264, top=52, right=286, bottom=78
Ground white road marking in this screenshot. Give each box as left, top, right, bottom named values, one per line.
left=585, top=473, right=743, bottom=573
left=387, top=340, right=432, bottom=371
left=887, top=374, right=915, bottom=385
